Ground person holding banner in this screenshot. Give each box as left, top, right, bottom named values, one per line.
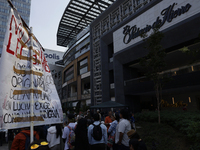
left=11, top=127, right=39, bottom=150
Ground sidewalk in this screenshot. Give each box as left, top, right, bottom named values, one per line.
left=0, top=143, right=9, bottom=150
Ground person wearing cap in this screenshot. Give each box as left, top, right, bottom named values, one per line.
left=115, top=109, right=131, bottom=150
left=62, top=114, right=76, bottom=150
left=127, top=129, right=147, bottom=150
left=127, top=129, right=140, bottom=140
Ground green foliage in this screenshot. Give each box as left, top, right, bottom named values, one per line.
left=135, top=111, right=200, bottom=149
left=186, top=121, right=200, bottom=143
left=140, top=27, right=166, bottom=84
left=179, top=46, right=190, bottom=53
left=137, top=121, right=189, bottom=150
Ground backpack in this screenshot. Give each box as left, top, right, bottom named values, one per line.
left=67, top=126, right=76, bottom=150
left=92, top=123, right=102, bottom=141
left=21, top=132, right=36, bottom=150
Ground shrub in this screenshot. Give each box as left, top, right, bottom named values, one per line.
left=135, top=110, right=200, bottom=148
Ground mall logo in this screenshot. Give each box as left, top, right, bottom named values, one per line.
left=123, top=3, right=192, bottom=44
left=44, top=53, right=60, bottom=60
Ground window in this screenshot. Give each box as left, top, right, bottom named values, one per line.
left=64, top=66, right=74, bottom=82
left=78, top=57, right=88, bottom=75
left=58, top=71, right=61, bottom=79
left=80, top=58, right=88, bottom=66
left=80, top=66, right=88, bottom=75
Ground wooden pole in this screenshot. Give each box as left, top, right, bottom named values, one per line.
left=29, top=27, right=34, bottom=143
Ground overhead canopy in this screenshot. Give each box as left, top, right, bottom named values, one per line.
left=90, top=101, right=128, bottom=108
left=57, top=0, right=116, bottom=47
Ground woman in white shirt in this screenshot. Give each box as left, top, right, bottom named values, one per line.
left=47, top=124, right=62, bottom=150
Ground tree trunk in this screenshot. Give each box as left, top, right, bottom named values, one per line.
left=156, top=84, right=161, bottom=124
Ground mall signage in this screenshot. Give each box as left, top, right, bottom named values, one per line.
left=44, top=53, right=60, bottom=60
left=123, top=3, right=192, bottom=44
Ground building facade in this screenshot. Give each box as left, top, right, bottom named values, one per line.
left=62, top=28, right=91, bottom=109
left=90, top=0, right=200, bottom=111
left=44, top=49, right=64, bottom=101
left=0, top=0, right=31, bottom=54
left=56, top=0, right=116, bottom=109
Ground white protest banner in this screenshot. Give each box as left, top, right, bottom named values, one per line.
left=0, top=8, right=63, bottom=129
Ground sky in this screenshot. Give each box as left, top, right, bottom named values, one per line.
left=29, top=0, right=70, bottom=52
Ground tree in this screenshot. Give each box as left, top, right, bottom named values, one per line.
left=140, top=27, right=166, bottom=124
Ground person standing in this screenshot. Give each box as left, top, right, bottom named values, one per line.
left=11, top=127, right=39, bottom=150
left=107, top=114, right=119, bottom=150
left=88, top=113, right=107, bottom=150
left=97, top=109, right=101, bottom=121
left=74, top=118, right=89, bottom=150
left=47, top=124, right=62, bottom=150
left=127, top=129, right=147, bottom=150
left=105, top=111, right=112, bottom=131
left=105, top=111, right=113, bottom=150
left=62, top=114, right=76, bottom=150
left=115, top=109, right=131, bottom=150
left=130, top=113, right=136, bottom=130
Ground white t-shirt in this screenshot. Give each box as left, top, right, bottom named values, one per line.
left=115, top=118, right=131, bottom=147
left=47, top=126, right=60, bottom=148
left=62, top=123, right=76, bottom=150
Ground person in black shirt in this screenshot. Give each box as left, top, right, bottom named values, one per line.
left=75, top=118, right=89, bottom=150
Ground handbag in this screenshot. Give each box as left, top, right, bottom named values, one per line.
left=107, top=135, right=115, bottom=148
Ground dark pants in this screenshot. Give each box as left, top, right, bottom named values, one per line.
left=117, top=144, right=129, bottom=150
left=90, top=143, right=106, bottom=150
left=113, top=143, right=118, bottom=150
left=0, top=132, right=3, bottom=146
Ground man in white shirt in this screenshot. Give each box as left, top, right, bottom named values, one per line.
left=62, top=114, right=76, bottom=150
left=88, top=113, right=107, bottom=150
left=115, top=109, right=131, bottom=150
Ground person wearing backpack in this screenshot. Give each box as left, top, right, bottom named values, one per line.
left=11, top=127, right=39, bottom=150
left=62, top=114, right=76, bottom=150
left=88, top=113, right=107, bottom=150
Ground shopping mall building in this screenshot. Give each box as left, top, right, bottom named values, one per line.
left=58, top=0, right=200, bottom=111
left=90, top=0, right=200, bottom=111
left=57, top=0, right=118, bottom=109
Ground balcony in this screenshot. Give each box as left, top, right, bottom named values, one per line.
left=124, top=71, right=200, bottom=95
left=82, top=89, right=91, bottom=99
left=67, top=96, right=77, bottom=102
left=67, top=92, right=77, bottom=101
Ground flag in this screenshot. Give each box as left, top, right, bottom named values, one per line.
left=0, top=8, right=63, bottom=129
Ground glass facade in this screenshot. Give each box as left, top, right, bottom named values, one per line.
left=0, top=0, right=31, bottom=54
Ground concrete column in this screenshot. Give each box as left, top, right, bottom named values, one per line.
left=101, top=40, right=110, bottom=102
left=77, top=76, right=81, bottom=100
left=113, top=58, right=125, bottom=104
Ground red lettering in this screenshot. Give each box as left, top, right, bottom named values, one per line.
left=6, top=32, right=14, bottom=55
left=16, top=24, right=24, bottom=57
left=42, top=56, right=50, bottom=73
left=9, top=15, right=18, bottom=34
left=33, top=54, right=38, bottom=65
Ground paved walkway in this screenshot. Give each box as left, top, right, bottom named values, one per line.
left=0, top=143, right=9, bottom=150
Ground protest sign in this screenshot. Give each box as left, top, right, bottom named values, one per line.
left=0, top=8, right=63, bottom=129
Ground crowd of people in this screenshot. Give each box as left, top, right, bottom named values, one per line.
left=8, top=108, right=147, bottom=150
